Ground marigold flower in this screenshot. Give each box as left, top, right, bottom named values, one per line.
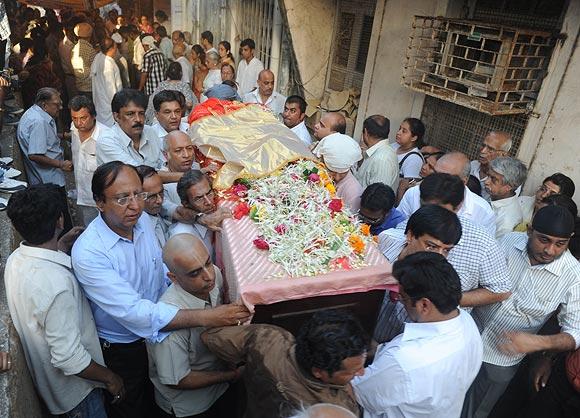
left=348, top=234, right=366, bottom=254
left=360, top=224, right=371, bottom=236
left=325, top=183, right=336, bottom=196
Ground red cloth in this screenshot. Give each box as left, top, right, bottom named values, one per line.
left=188, top=98, right=248, bottom=124
left=565, top=349, right=580, bottom=393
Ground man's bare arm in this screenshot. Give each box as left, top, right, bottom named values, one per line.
left=161, top=304, right=251, bottom=331
left=460, top=288, right=511, bottom=307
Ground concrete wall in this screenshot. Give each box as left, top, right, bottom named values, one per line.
left=280, top=0, right=336, bottom=100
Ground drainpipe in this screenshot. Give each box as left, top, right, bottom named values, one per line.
left=270, top=0, right=282, bottom=90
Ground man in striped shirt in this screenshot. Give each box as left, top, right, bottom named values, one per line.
left=139, top=36, right=166, bottom=96
left=462, top=205, right=580, bottom=418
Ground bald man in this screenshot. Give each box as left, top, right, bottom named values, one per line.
left=398, top=151, right=496, bottom=236
left=147, top=234, right=242, bottom=417
left=470, top=131, right=512, bottom=201
left=242, top=69, right=287, bottom=119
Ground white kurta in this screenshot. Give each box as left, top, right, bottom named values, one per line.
left=91, top=53, right=122, bottom=127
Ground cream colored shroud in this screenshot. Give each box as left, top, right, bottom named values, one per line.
left=189, top=104, right=315, bottom=190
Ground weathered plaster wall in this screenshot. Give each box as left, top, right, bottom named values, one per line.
left=280, top=0, right=336, bottom=100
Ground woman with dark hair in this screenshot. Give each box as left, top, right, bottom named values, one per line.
left=392, top=117, right=426, bottom=179
left=145, top=61, right=197, bottom=124
left=218, top=40, right=235, bottom=67
left=189, top=44, right=208, bottom=101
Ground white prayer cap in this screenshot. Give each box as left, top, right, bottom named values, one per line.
left=141, top=36, right=156, bottom=47
left=111, top=33, right=123, bottom=44
left=318, top=133, right=362, bottom=173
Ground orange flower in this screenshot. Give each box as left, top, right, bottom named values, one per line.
left=325, top=183, right=336, bottom=196
left=348, top=234, right=365, bottom=254
left=360, top=224, right=371, bottom=236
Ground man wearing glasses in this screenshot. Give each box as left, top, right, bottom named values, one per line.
left=72, top=161, right=250, bottom=418
left=136, top=165, right=168, bottom=248
left=16, top=87, right=73, bottom=232
left=470, top=131, right=512, bottom=201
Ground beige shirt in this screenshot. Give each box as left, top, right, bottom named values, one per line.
left=355, top=140, right=399, bottom=191
left=4, top=244, right=105, bottom=414
left=147, top=269, right=228, bottom=416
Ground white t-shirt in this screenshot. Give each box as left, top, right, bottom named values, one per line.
left=392, top=143, right=423, bottom=178
left=176, top=56, right=193, bottom=85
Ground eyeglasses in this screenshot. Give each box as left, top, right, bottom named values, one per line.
left=357, top=211, right=385, bottom=226
left=191, top=189, right=215, bottom=204
left=146, top=191, right=164, bottom=202
left=113, top=192, right=148, bottom=206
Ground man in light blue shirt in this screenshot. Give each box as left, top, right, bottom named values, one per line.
left=16, top=87, right=73, bottom=231
left=71, top=161, right=250, bottom=418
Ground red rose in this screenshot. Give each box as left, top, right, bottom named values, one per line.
left=232, top=202, right=251, bottom=220
left=308, top=173, right=320, bottom=183
left=275, top=224, right=287, bottom=234
left=232, top=183, right=248, bottom=198
left=328, top=198, right=343, bottom=213
left=253, top=237, right=270, bottom=250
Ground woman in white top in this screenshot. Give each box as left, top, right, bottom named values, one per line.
left=392, top=117, right=426, bottom=179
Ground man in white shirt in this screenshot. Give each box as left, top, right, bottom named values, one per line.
left=151, top=90, right=189, bottom=146
left=243, top=69, right=286, bottom=119
left=155, top=26, right=174, bottom=63
left=353, top=252, right=482, bottom=418
left=483, top=157, right=527, bottom=238
left=236, top=38, right=264, bottom=95
left=200, top=30, right=217, bottom=54
left=173, top=43, right=192, bottom=85
left=5, top=184, right=124, bottom=416
left=355, top=114, right=399, bottom=191
left=135, top=165, right=168, bottom=248
left=69, top=96, right=107, bottom=226
left=398, top=152, right=497, bottom=236
left=90, top=38, right=123, bottom=127
left=463, top=206, right=580, bottom=418
left=282, top=95, right=312, bottom=146
left=470, top=131, right=512, bottom=201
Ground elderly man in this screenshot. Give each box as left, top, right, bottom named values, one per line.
left=236, top=38, right=264, bottom=95
left=173, top=43, right=192, bottom=85
left=484, top=157, right=528, bottom=238
left=463, top=205, right=580, bottom=418
left=317, top=134, right=362, bottom=211
left=398, top=151, right=496, bottom=236
left=382, top=174, right=511, bottom=322
left=135, top=165, right=168, bottom=248
left=139, top=35, right=166, bottom=96
left=283, top=95, right=312, bottom=146
left=91, top=37, right=123, bottom=127
left=72, top=161, right=251, bottom=418
left=354, top=252, right=482, bottom=418
left=471, top=131, right=512, bottom=201
left=71, top=22, right=97, bottom=99
left=312, top=112, right=347, bottom=149
left=355, top=114, right=399, bottom=191
left=69, top=95, right=107, bottom=226
left=243, top=69, right=287, bottom=118
left=5, top=185, right=124, bottom=417
left=16, top=87, right=73, bottom=231
left=147, top=234, right=241, bottom=417
left=359, top=183, right=406, bottom=236
left=171, top=30, right=191, bottom=57
left=202, top=310, right=367, bottom=418
left=151, top=90, right=189, bottom=143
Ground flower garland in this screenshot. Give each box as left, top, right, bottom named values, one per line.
left=229, top=160, right=373, bottom=277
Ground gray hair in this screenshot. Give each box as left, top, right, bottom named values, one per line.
left=489, top=131, right=513, bottom=152
left=35, top=87, right=59, bottom=106
left=490, top=157, right=527, bottom=189
left=460, top=158, right=471, bottom=181
left=176, top=169, right=207, bottom=204
left=288, top=404, right=357, bottom=418
left=206, top=50, right=219, bottom=64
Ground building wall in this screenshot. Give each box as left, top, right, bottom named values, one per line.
left=280, top=0, right=336, bottom=100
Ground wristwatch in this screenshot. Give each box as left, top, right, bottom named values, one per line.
left=194, top=212, right=205, bottom=224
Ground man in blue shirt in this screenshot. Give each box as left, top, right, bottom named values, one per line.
left=16, top=87, right=73, bottom=231
left=358, top=183, right=407, bottom=235
left=72, top=161, right=250, bottom=418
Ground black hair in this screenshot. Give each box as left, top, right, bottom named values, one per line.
left=153, top=89, right=185, bottom=112
left=285, top=95, right=307, bottom=114
left=295, top=310, right=368, bottom=376
left=419, top=173, right=465, bottom=210
left=176, top=170, right=207, bottom=204
left=135, top=165, right=157, bottom=180
left=7, top=184, right=65, bottom=245
left=334, top=116, right=346, bottom=135
left=219, top=40, right=235, bottom=62
left=363, top=115, right=390, bottom=139
left=92, top=161, right=143, bottom=202
left=393, top=252, right=461, bottom=314
left=543, top=173, right=575, bottom=198
left=192, top=44, right=205, bottom=63
left=540, top=194, right=578, bottom=218
left=156, top=25, right=167, bottom=38
left=69, top=95, right=96, bottom=117
left=466, top=174, right=482, bottom=196
left=35, top=87, right=59, bottom=106
left=201, top=30, right=213, bottom=44
left=155, top=10, right=168, bottom=21
left=166, top=61, right=183, bottom=81
left=173, top=30, right=185, bottom=41
left=360, top=183, right=396, bottom=213
left=100, top=37, right=115, bottom=53
left=111, top=89, right=148, bottom=114
left=405, top=205, right=462, bottom=245
left=240, top=38, right=256, bottom=50
left=569, top=218, right=580, bottom=260
left=402, top=117, right=426, bottom=147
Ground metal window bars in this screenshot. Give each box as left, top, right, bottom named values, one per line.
left=402, top=16, right=556, bottom=116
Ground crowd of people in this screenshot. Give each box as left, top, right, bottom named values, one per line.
left=0, top=3, right=579, bottom=418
